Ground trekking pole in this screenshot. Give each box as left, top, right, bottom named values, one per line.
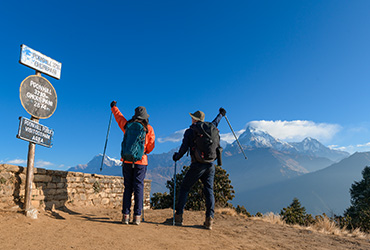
left=224, top=115, right=248, bottom=160
left=100, top=112, right=113, bottom=171
left=142, top=195, right=145, bottom=222
left=172, top=161, right=177, bottom=226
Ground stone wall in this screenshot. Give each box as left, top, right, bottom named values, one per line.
left=0, top=164, right=151, bottom=211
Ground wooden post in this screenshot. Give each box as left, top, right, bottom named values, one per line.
left=24, top=116, right=39, bottom=214
left=24, top=70, right=42, bottom=217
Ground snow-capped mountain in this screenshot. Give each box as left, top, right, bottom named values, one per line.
left=290, top=137, right=349, bottom=161
left=236, top=126, right=295, bottom=152
left=69, top=154, right=122, bottom=176
left=225, top=126, right=349, bottom=162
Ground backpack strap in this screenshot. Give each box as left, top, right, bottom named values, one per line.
left=124, top=119, right=148, bottom=133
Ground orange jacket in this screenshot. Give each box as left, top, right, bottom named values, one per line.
left=111, top=106, right=155, bottom=165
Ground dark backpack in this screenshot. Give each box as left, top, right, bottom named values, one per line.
left=121, top=122, right=147, bottom=163
left=191, top=121, right=220, bottom=163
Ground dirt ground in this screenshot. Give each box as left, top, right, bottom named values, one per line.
left=1, top=205, right=370, bottom=250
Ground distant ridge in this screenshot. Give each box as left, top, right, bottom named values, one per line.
left=235, top=151, right=370, bottom=215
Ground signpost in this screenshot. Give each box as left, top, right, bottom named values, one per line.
left=19, top=44, right=62, bottom=80
left=17, top=117, right=54, bottom=148
left=18, top=45, right=61, bottom=218
left=19, top=75, right=57, bottom=119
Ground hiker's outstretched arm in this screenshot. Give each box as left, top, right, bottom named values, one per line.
left=111, top=106, right=127, bottom=133
left=212, top=108, right=226, bottom=127
left=211, top=113, right=223, bottom=127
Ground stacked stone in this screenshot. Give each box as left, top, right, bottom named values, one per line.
left=0, top=164, right=151, bottom=211
left=144, top=179, right=152, bottom=210
left=0, top=164, right=25, bottom=208
left=66, top=172, right=124, bottom=209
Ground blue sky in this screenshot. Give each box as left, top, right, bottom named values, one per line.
left=1, top=0, right=370, bottom=170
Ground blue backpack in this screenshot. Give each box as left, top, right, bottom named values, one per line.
left=121, top=122, right=147, bottom=163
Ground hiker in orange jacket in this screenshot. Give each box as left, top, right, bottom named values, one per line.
left=111, top=101, right=155, bottom=225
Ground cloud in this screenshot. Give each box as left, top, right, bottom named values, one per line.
left=7, top=159, right=27, bottom=165
left=328, top=145, right=352, bottom=151
left=248, top=120, right=341, bottom=142
left=356, top=142, right=370, bottom=148
left=329, top=142, right=370, bottom=154
left=35, top=160, right=54, bottom=168
left=157, top=129, right=187, bottom=143
left=3, top=159, right=55, bottom=168
left=220, top=130, right=245, bottom=144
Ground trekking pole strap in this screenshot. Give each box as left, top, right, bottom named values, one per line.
left=224, top=115, right=248, bottom=160
left=101, top=112, right=113, bottom=171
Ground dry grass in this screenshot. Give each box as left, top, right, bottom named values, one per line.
left=311, top=216, right=342, bottom=235
left=348, top=228, right=367, bottom=238
left=256, top=212, right=368, bottom=240
left=258, top=212, right=285, bottom=225
left=216, top=207, right=369, bottom=240
left=308, top=216, right=367, bottom=239
left=215, top=207, right=238, bottom=217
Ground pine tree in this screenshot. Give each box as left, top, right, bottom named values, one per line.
left=280, top=198, right=307, bottom=225
left=344, top=166, right=370, bottom=232
left=151, top=165, right=235, bottom=210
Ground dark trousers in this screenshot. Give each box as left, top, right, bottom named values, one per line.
left=176, top=162, right=215, bottom=218
left=122, top=163, right=147, bottom=216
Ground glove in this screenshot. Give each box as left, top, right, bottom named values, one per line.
left=219, top=107, right=226, bottom=116
left=173, top=152, right=180, bottom=161
left=110, top=101, right=117, bottom=108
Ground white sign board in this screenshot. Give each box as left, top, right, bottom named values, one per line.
left=19, top=44, right=62, bottom=80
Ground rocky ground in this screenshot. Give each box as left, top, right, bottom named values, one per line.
left=1, top=205, right=370, bottom=250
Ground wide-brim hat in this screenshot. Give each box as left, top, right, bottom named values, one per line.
left=189, top=110, right=205, bottom=122
left=134, top=106, right=149, bottom=120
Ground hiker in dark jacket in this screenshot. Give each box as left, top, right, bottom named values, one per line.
left=111, top=101, right=155, bottom=225
left=172, top=107, right=226, bottom=230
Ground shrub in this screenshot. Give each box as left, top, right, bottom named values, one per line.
left=0, top=177, right=6, bottom=185
left=255, top=212, right=263, bottom=217
left=93, top=181, right=101, bottom=193
left=236, top=205, right=251, bottom=217
left=304, top=213, right=315, bottom=226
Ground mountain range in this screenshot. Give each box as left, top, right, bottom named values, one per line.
left=68, top=125, right=361, bottom=215
left=226, top=126, right=348, bottom=162
left=236, top=151, right=370, bottom=215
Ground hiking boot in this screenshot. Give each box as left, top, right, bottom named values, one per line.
left=122, top=214, right=130, bottom=225
left=175, top=213, right=183, bottom=226
left=133, top=215, right=141, bottom=225
left=203, top=217, right=213, bottom=230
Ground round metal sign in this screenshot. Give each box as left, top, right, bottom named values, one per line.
left=19, top=75, right=57, bottom=119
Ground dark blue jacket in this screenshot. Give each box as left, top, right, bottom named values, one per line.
left=177, top=113, right=223, bottom=162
